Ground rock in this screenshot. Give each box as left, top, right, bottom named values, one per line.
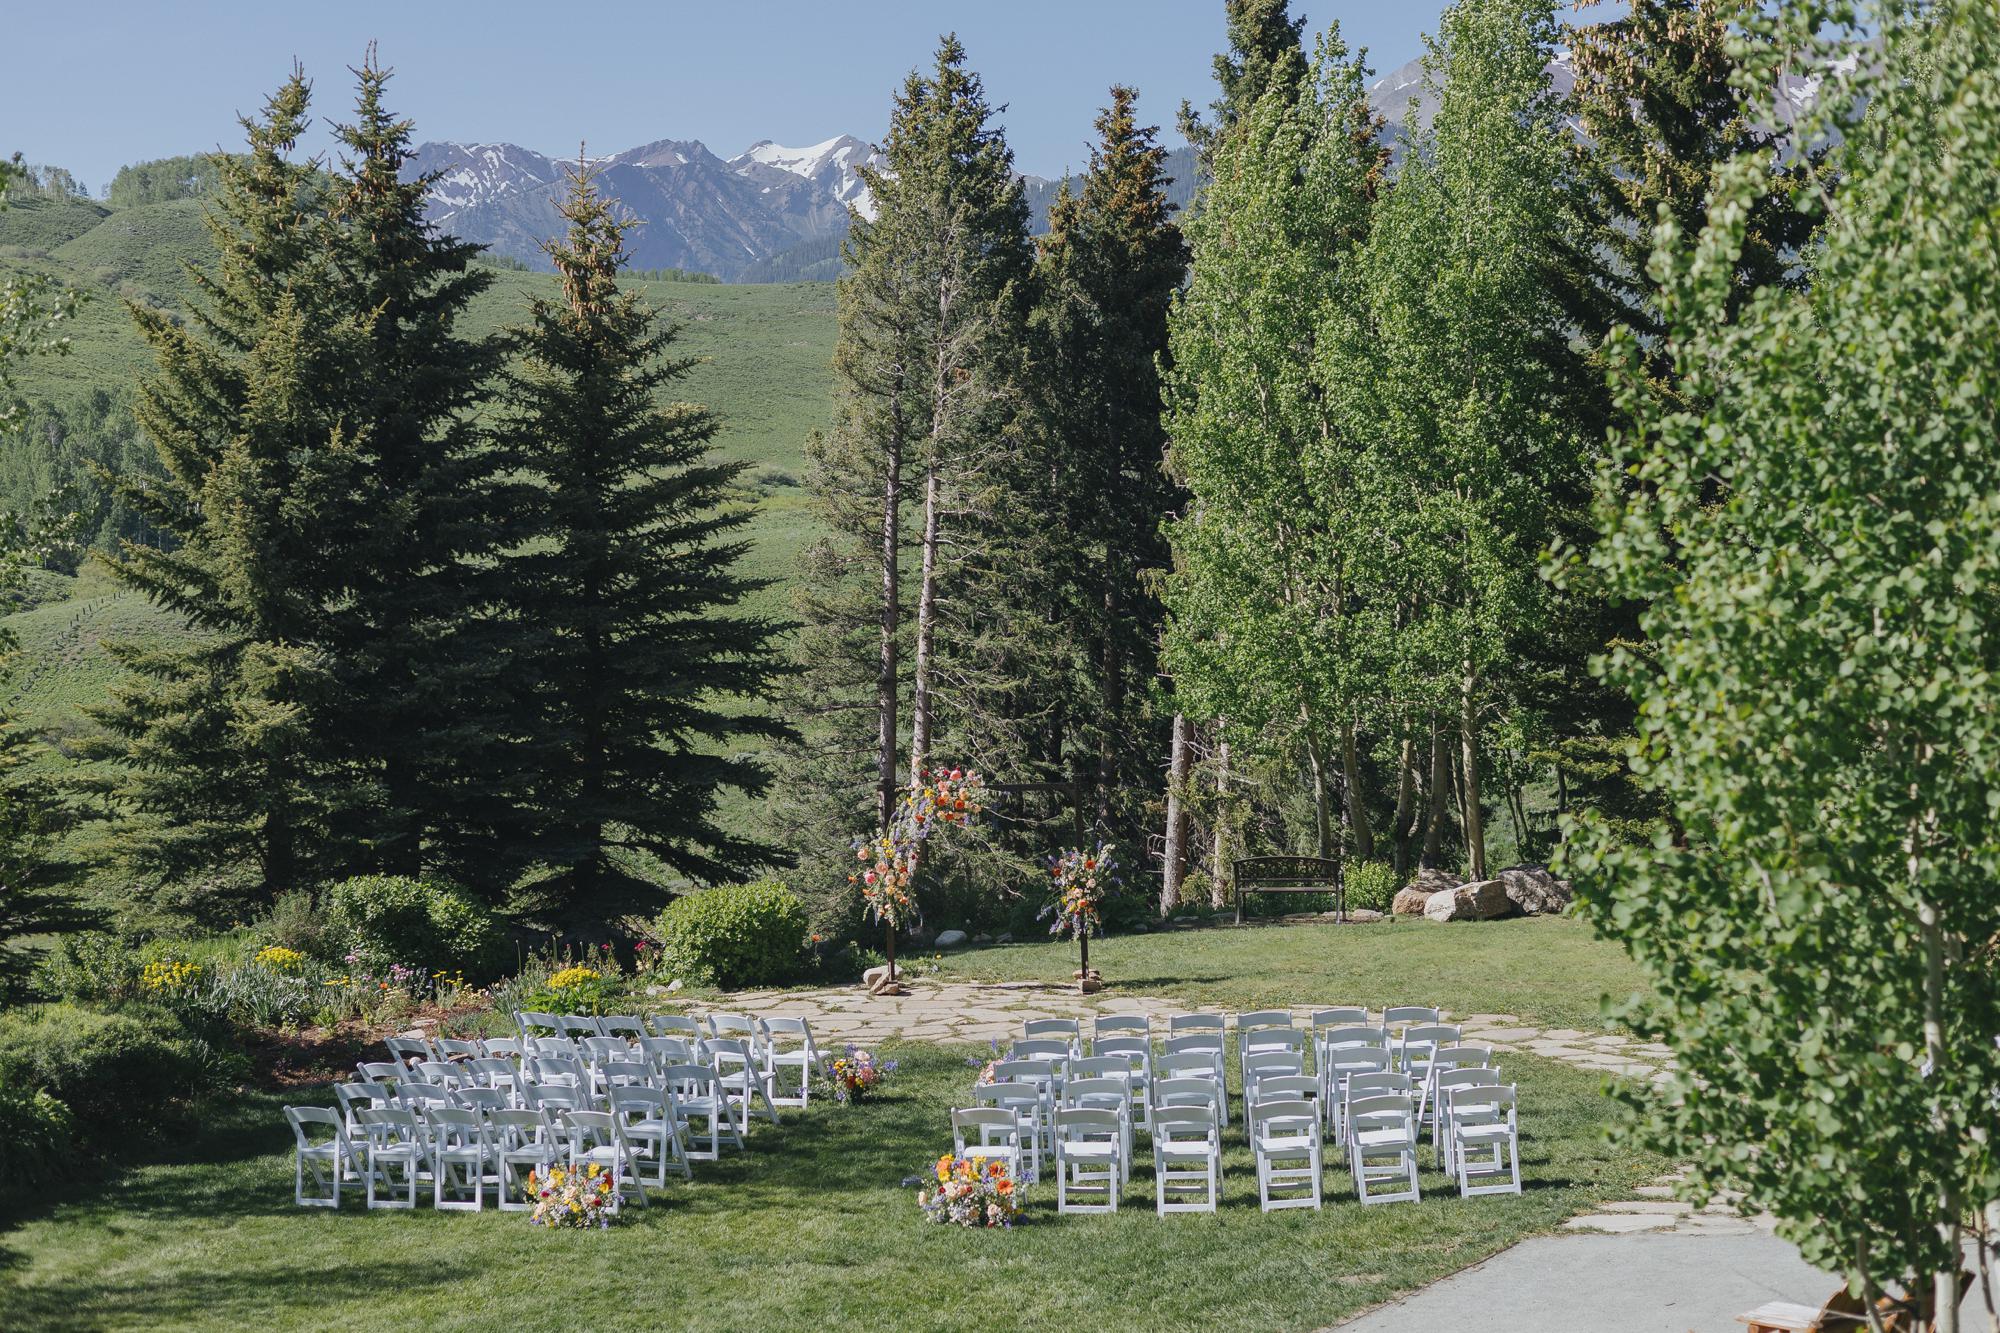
left=971, top=933, right=993, bottom=945
left=934, top=929, right=970, bottom=948
left=1348, top=908, right=1384, bottom=923
left=1495, top=863, right=1574, bottom=916
left=1392, top=887, right=1433, bottom=915
left=1394, top=866, right=1463, bottom=914
left=666, top=978, right=684, bottom=993
left=644, top=984, right=665, bottom=997
left=862, top=964, right=890, bottom=988
left=1424, top=879, right=1514, bottom=922
left=995, top=933, right=1014, bottom=945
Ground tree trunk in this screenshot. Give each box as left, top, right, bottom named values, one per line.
left=875, top=414, right=904, bottom=832
left=1304, top=732, right=1334, bottom=860
left=1096, top=576, right=1123, bottom=828
left=1391, top=734, right=1417, bottom=879
left=908, top=458, right=941, bottom=781
left=1919, top=890, right=1960, bottom=1333
left=1210, top=732, right=1231, bottom=909
left=1161, top=711, right=1190, bottom=916
left=1421, top=722, right=1448, bottom=868
left=1340, top=715, right=1375, bottom=862
left=1460, top=661, right=1486, bottom=880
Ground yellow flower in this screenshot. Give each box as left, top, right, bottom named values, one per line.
left=548, top=966, right=601, bottom=991
left=254, top=945, right=304, bottom=972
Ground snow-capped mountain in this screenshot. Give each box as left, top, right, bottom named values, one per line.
left=727, top=135, right=882, bottom=221
left=406, top=134, right=876, bottom=281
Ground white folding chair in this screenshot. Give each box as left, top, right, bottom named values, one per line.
left=981, top=1059, right=1056, bottom=1184
left=491, top=1107, right=558, bottom=1210
left=1093, top=1014, right=1150, bottom=1046
left=516, top=1010, right=562, bottom=1042
left=285, top=1106, right=358, bottom=1208
left=1420, top=1044, right=1494, bottom=1128
left=1152, top=1075, right=1227, bottom=1131
left=481, top=1036, right=524, bottom=1060
left=1053, top=1106, right=1124, bottom=1214
left=1322, top=1046, right=1390, bottom=1150
left=564, top=1109, right=647, bottom=1210
left=709, top=1036, right=780, bottom=1130
left=662, top=1063, right=741, bottom=1161
left=385, top=1035, right=434, bottom=1068
left=610, top=1083, right=690, bottom=1188
left=1094, top=1035, right=1154, bottom=1131
left=1152, top=1106, right=1221, bottom=1214
left=1382, top=1006, right=1441, bottom=1068
left=1162, top=1030, right=1228, bottom=1126
left=1235, top=1010, right=1296, bottom=1076
left=1023, top=1017, right=1083, bottom=1056
left=356, top=1106, right=431, bottom=1209
left=764, top=1017, right=819, bottom=1108
left=1348, top=1093, right=1421, bottom=1205
left=435, top=1037, right=482, bottom=1062
left=335, top=1080, right=392, bottom=1138
left=465, top=1056, right=523, bottom=1106
left=600, top=1015, right=647, bottom=1043
left=428, top=1106, right=495, bottom=1211
left=1252, top=1096, right=1323, bottom=1212
left=558, top=1014, right=604, bottom=1041
left=1449, top=1085, right=1522, bottom=1197
left=1243, top=1047, right=1305, bottom=1121
left=647, top=1013, right=704, bottom=1041
left=952, top=1106, right=1024, bottom=1183
left=1432, top=1066, right=1502, bottom=1171
left=1399, top=1024, right=1461, bottom=1093
left=1062, top=1074, right=1134, bottom=1184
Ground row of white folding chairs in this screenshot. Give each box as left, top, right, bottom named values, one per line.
left=352, top=1039, right=777, bottom=1143
left=1016, top=1007, right=1447, bottom=1059
left=287, top=1083, right=716, bottom=1212
left=510, top=1012, right=821, bottom=1108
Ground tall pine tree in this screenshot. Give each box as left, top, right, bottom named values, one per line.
left=1031, top=86, right=1186, bottom=849
left=495, top=162, right=788, bottom=919
left=319, top=52, right=516, bottom=890
left=86, top=72, right=359, bottom=905
left=1180, top=0, right=1312, bottom=165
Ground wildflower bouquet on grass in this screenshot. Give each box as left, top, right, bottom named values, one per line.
left=526, top=1163, right=619, bottom=1229
left=822, top=1045, right=897, bottom=1104
left=918, top=1154, right=1022, bottom=1228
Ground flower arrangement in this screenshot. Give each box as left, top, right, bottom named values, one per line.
left=526, top=1163, right=619, bottom=1229
left=254, top=945, right=305, bottom=972
left=848, top=767, right=985, bottom=930
left=1041, top=842, right=1119, bottom=940
left=140, top=960, right=203, bottom=994
left=918, top=1154, right=1022, bottom=1228
left=822, top=1044, right=897, bottom=1104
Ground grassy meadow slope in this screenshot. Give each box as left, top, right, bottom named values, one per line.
left=0, top=196, right=838, bottom=845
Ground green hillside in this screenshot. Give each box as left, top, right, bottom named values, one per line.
left=0, top=196, right=838, bottom=812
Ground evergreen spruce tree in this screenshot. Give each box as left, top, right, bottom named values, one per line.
left=85, top=73, right=359, bottom=904
left=495, top=162, right=788, bottom=918
left=319, top=53, right=516, bottom=890
left=1030, top=87, right=1186, bottom=848
left=1180, top=0, right=1311, bottom=165
left=780, top=36, right=1036, bottom=923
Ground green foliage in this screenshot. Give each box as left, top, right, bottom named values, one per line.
left=652, top=879, right=807, bottom=988
left=625, top=266, right=721, bottom=284
left=494, top=162, right=789, bottom=907
left=323, top=875, right=504, bottom=977
left=0, top=1002, right=229, bottom=1139
left=0, top=1083, right=73, bottom=1203
left=1568, top=0, right=2000, bottom=1310
left=1344, top=860, right=1397, bottom=913
left=104, top=154, right=234, bottom=209
left=254, top=889, right=332, bottom=961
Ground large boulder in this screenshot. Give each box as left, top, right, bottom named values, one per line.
left=1394, top=867, right=1463, bottom=915
left=1495, top=864, right=1573, bottom=916
left=934, top=929, right=969, bottom=948
left=1423, top=879, right=1514, bottom=922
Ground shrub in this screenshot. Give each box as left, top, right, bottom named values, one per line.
left=653, top=881, right=807, bottom=989
left=1344, top=861, right=1398, bottom=914
left=0, top=1084, right=74, bottom=1203
left=35, top=931, right=141, bottom=1004
left=258, top=889, right=334, bottom=961
left=0, top=1003, right=230, bottom=1140
left=325, top=875, right=505, bottom=978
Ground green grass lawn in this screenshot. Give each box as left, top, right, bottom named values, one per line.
left=0, top=1042, right=1663, bottom=1332
left=931, top=914, right=1648, bottom=1034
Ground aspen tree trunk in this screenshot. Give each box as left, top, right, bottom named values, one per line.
left=1460, top=659, right=1486, bottom=880
left=1304, top=731, right=1334, bottom=860
left=1161, top=712, right=1190, bottom=915
left=1391, top=734, right=1417, bottom=879
left=1340, top=715, right=1375, bottom=861
left=1210, top=732, right=1231, bottom=909
left=909, top=458, right=941, bottom=779
left=1421, top=722, right=1449, bottom=868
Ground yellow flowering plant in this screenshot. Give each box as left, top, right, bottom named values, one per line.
left=140, top=959, right=203, bottom=994
left=254, top=945, right=305, bottom=972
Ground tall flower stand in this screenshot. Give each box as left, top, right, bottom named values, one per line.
left=867, top=925, right=909, bottom=996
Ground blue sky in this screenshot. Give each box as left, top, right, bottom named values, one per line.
left=6, top=2, right=1603, bottom=193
